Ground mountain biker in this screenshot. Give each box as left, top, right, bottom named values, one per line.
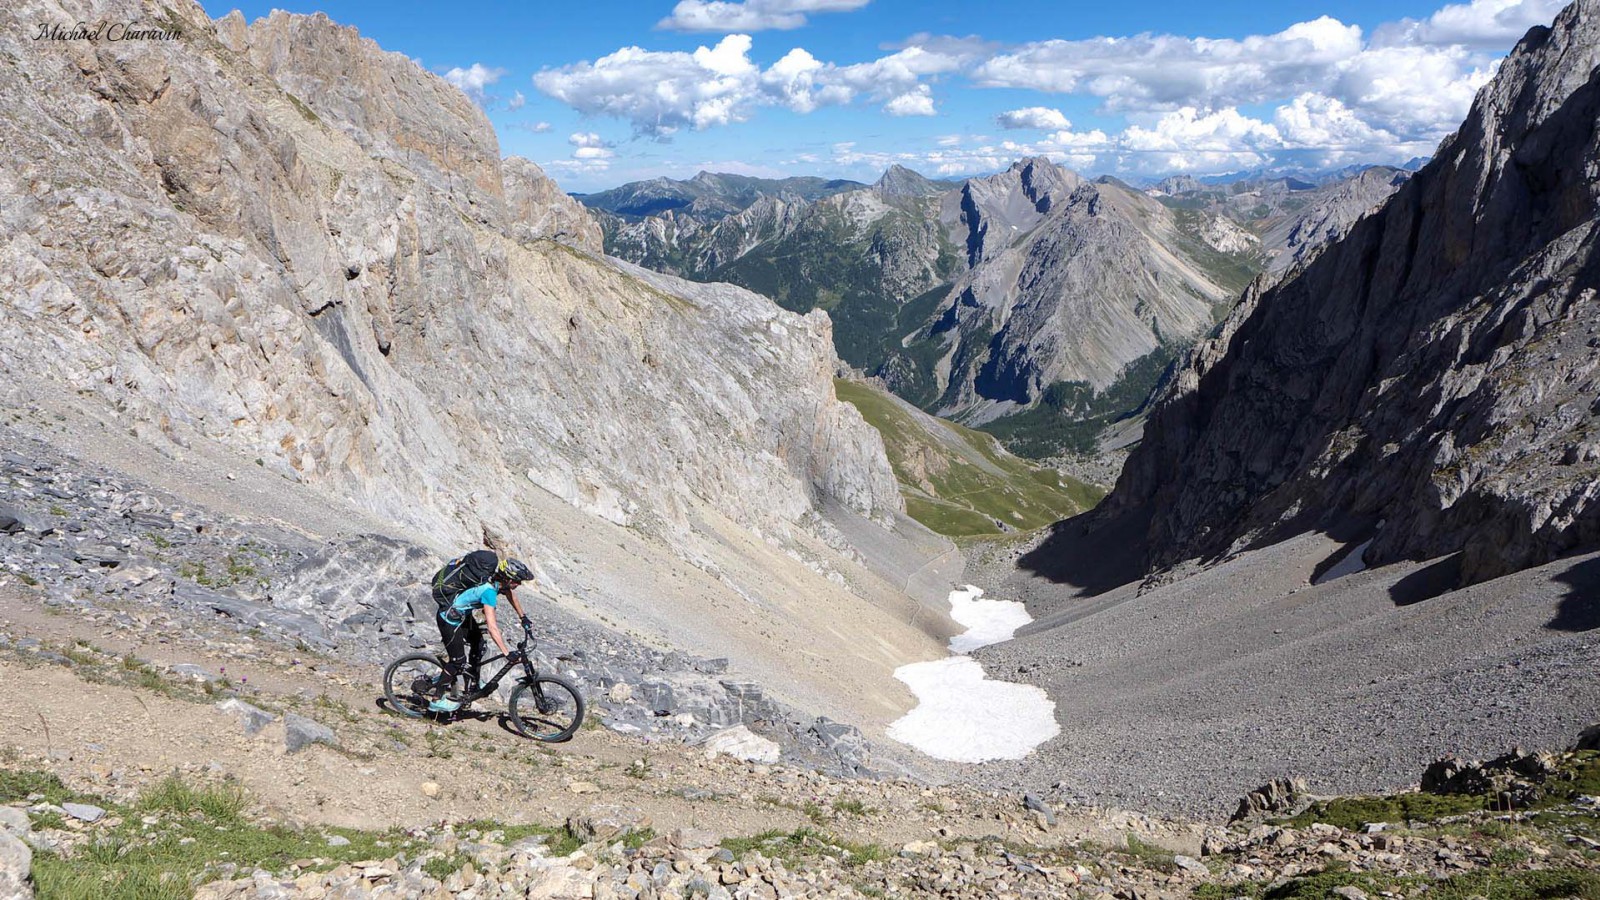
left=428, top=551, right=535, bottom=713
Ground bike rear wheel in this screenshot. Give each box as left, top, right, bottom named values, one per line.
left=509, top=675, right=585, bottom=742
left=383, top=652, right=452, bottom=717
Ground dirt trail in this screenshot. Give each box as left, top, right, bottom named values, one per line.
left=0, top=586, right=1202, bottom=855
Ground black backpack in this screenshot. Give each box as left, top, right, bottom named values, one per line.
left=431, top=549, right=499, bottom=607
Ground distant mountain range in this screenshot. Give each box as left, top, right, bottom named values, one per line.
left=575, top=172, right=872, bottom=220
left=583, top=160, right=1410, bottom=457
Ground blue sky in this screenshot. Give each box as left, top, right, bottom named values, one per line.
left=199, top=0, right=1565, bottom=192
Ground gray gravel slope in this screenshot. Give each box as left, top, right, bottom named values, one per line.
left=973, top=532, right=1600, bottom=817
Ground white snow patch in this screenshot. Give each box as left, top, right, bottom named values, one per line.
left=887, top=657, right=1060, bottom=762
left=887, top=585, right=1059, bottom=762
left=946, top=584, right=1032, bottom=653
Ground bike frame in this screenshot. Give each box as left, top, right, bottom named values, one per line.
left=457, top=630, right=541, bottom=701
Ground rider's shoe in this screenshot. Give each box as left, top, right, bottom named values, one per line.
left=428, top=693, right=463, bottom=713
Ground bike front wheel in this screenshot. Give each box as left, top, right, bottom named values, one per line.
left=509, top=675, right=585, bottom=742
left=383, top=652, right=451, bottom=718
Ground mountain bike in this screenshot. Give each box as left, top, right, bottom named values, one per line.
left=382, top=627, right=585, bottom=742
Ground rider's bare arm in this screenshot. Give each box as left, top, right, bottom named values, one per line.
left=483, top=605, right=511, bottom=656
left=507, top=585, right=528, bottom=620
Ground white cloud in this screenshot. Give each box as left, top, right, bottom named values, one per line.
left=1123, top=107, right=1280, bottom=151
left=995, top=107, right=1071, bottom=130
left=508, top=90, right=526, bottom=111
left=658, top=0, right=870, bottom=32
left=1331, top=45, right=1496, bottom=135
left=565, top=132, right=616, bottom=168
left=1118, top=107, right=1282, bottom=172
left=570, top=132, right=615, bottom=153
left=1274, top=93, right=1393, bottom=148
left=973, top=17, right=1363, bottom=111
left=515, top=121, right=553, bottom=134
left=540, top=0, right=1560, bottom=185
left=963, top=5, right=1530, bottom=162
left=830, top=93, right=1427, bottom=181
left=884, top=86, right=936, bottom=116
left=1374, top=0, right=1566, bottom=48
left=534, top=36, right=761, bottom=135
left=442, top=62, right=506, bottom=104
left=534, top=34, right=959, bottom=135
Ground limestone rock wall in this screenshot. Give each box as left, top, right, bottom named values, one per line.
left=0, top=0, right=899, bottom=550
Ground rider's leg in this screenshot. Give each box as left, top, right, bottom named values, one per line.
left=465, top=616, right=485, bottom=697
left=436, top=610, right=470, bottom=696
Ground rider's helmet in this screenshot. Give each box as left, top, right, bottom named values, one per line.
left=497, top=557, right=534, bottom=586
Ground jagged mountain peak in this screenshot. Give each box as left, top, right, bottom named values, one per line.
left=873, top=164, right=944, bottom=197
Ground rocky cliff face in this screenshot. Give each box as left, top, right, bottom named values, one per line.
left=502, top=157, right=605, bottom=253
left=1098, top=0, right=1600, bottom=586
left=0, top=0, right=900, bottom=551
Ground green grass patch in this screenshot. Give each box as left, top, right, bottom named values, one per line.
left=1119, top=834, right=1177, bottom=874
left=1534, top=750, right=1600, bottom=807
left=621, top=827, right=657, bottom=851
left=458, top=819, right=582, bottom=856
left=1282, top=792, right=1488, bottom=831
left=1209, top=865, right=1600, bottom=900
left=137, top=774, right=247, bottom=821
left=830, top=798, right=875, bottom=817
left=21, top=771, right=426, bottom=900
left=0, top=770, right=82, bottom=805
left=1430, top=868, right=1600, bottom=900
left=979, top=344, right=1178, bottom=458
left=721, top=827, right=888, bottom=868
left=421, top=851, right=471, bottom=882
left=836, top=378, right=1103, bottom=538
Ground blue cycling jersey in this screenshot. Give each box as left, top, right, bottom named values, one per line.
left=440, top=582, right=499, bottom=625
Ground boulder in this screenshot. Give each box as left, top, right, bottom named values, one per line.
left=1022, top=792, right=1057, bottom=827
left=636, top=682, right=674, bottom=715
left=171, top=663, right=217, bottom=682
left=1421, top=749, right=1560, bottom=806
left=217, top=699, right=276, bottom=735
left=702, top=726, right=780, bottom=764
left=0, top=506, right=45, bottom=537
left=0, top=808, right=30, bottom=838
left=1231, top=777, right=1308, bottom=822
left=62, top=802, right=105, bottom=823
left=1575, top=723, right=1600, bottom=751
left=283, top=714, right=337, bottom=753
left=0, top=830, right=31, bottom=899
